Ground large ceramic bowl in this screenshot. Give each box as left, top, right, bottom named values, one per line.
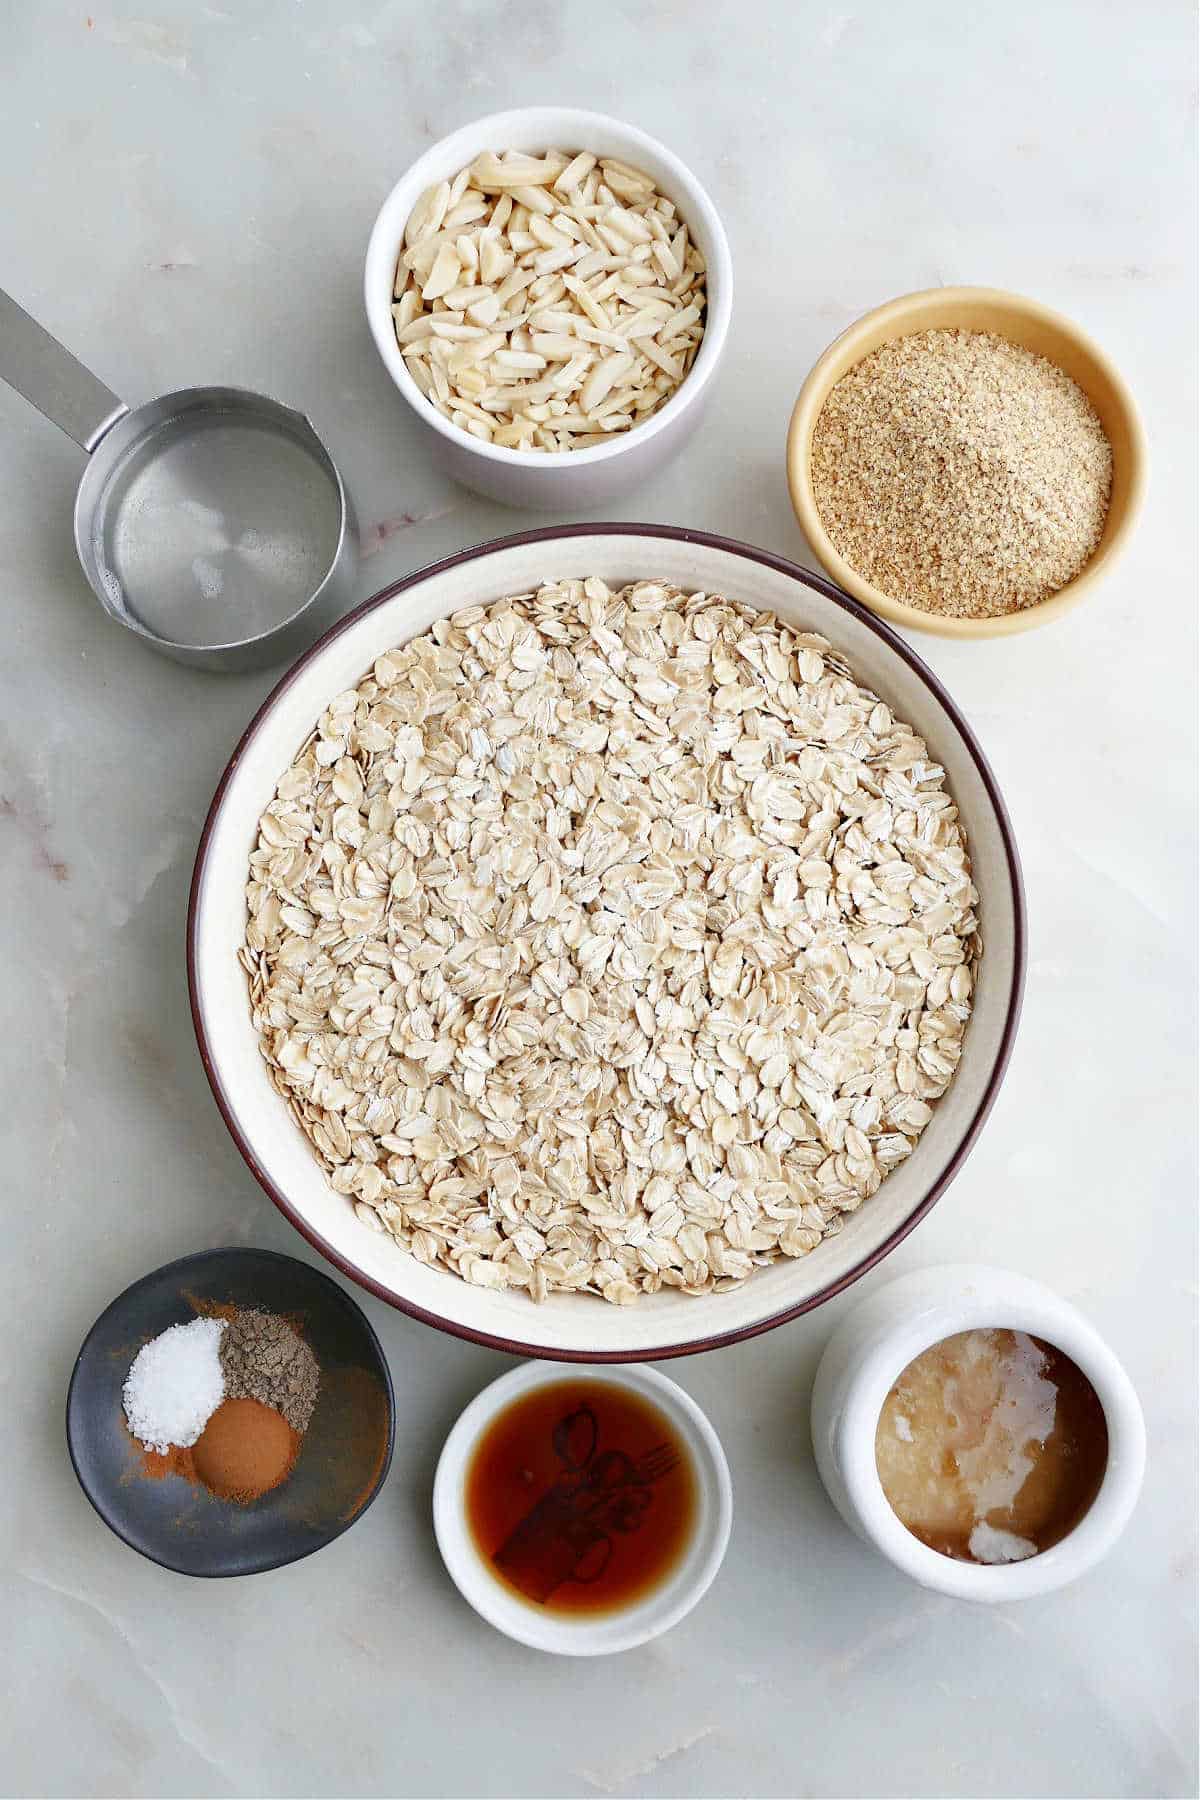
left=189, top=527, right=1025, bottom=1360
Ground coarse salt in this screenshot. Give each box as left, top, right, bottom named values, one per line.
left=122, top=1317, right=227, bottom=1454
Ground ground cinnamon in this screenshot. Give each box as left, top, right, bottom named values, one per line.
left=136, top=1440, right=200, bottom=1484
left=192, top=1397, right=300, bottom=1503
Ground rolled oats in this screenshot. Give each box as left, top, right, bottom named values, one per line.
left=243, top=581, right=980, bottom=1305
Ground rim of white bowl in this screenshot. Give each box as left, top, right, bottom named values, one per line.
left=840, top=1271, right=1147, bottom=1601
left=431, top=1361, right=733, bottom=1654
left=363, top=106, right=733, bottom=468
left=187, top=523, right=1027, bottom=1361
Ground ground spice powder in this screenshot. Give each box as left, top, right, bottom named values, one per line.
left=219, top=1308, right=320, bottom=1431
left=811, top=327, right=1113, bottom=619
left=135, top=1440, right=201, bottom=1485
left=192, top=1396, right=300, bottom=1502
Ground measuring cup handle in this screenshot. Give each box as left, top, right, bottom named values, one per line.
left=0, top=288, right=128, bottom=453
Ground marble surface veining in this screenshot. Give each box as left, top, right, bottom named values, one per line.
left=0, top=3, right=1196, bottom=1796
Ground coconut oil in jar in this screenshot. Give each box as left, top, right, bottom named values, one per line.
left=875, top=1329, right=1109, bottom=1565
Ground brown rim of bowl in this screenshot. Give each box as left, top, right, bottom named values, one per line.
left=786, top=285, right=1148, bottom=639
left=188, top=523, right=1027, bottom=1362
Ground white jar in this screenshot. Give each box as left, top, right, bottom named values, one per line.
left=810, top=1264, right=1145, bottom=1601
left=364, top=107, right=732, bottom=509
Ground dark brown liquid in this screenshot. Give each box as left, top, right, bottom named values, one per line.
left=466, top=1380, right=697, bottom=1615
left=876, top=1329, right=1109, bottom=1564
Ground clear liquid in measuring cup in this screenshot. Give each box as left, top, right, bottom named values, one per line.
left=95, top=410, right=342, bottom=648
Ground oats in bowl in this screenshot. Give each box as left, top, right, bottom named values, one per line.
left=392, top=152, right=707, bottom=451
left=241, top=580, right=979, bottom=1306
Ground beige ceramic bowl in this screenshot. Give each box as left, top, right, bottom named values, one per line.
left=787, top=287, right=1147, bottom=638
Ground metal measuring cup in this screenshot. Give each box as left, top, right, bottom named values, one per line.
left=0, top=288, right=358, bottom=672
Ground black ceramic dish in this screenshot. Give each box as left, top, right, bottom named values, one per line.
left=66, top=1247, right=395, bottom=1577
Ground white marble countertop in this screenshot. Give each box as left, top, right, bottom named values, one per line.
left=1, top=4, right=1195, bottom=1796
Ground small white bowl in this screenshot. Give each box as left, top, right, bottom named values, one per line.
left=433, top=1361, right=732, bottom=1655
left=810, top=1264, right=1146, bottom=1601
left=364, top=107, right=732, bottom=508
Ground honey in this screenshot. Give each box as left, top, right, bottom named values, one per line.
left=875, top=1329, right=1108, bottom=1564
left=466, top=1381, right=696, bottom=1615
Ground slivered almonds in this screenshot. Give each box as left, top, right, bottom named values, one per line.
left=393, top=151, right=707, bottom=451
left=242, top=581, right=979, bottom=1307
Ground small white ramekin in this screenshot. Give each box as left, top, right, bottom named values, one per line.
left=433, top=1361, right=732, bottom=1655
left=364, top=107, right=732, bottom=509
left=810, top=1265, right=1145, bottom=1601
